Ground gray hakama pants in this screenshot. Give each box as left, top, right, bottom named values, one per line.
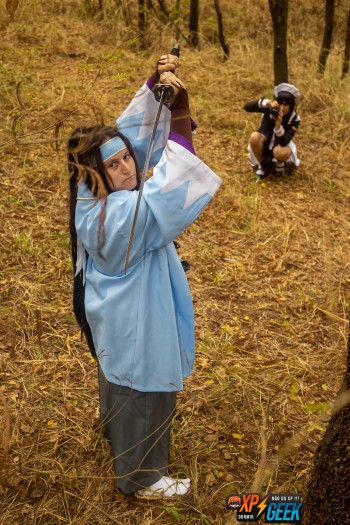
left=98, top=367, right=176, bottom=494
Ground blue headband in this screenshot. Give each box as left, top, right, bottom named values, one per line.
left=100, top=136, right=127, bottom=162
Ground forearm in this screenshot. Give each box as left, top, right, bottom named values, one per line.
left=244, top=99, right=266, bottom=113
left=275, top=122, right=299, bottom=146
left=170, top=90, right=192, bottom=145
left=276, top=131, right=295, bottom=147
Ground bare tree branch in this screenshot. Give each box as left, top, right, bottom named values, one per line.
left=213, top=0, right=230, bottom=60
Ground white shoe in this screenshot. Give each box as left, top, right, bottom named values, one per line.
left=136, top=476, right=191, bottom=499
left=255, top=166, right=266, bottom=179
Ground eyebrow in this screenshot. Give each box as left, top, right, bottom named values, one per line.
left=107, top=151, right=129, bottom=165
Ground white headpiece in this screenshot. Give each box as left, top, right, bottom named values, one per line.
left=274, top=83, right=301, bottom=104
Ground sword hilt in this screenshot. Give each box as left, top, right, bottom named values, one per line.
left=170, top=43, right=180, bottom=57
left=153, top=43, right=180, bottom=102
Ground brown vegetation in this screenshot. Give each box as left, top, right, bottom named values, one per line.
left=1, top=0, right=350, bottom=523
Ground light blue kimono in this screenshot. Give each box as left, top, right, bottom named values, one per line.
left=75, top=80, right=222, bottom=392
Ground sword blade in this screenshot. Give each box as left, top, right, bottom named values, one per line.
left=124, top=89, right=166, bottom=273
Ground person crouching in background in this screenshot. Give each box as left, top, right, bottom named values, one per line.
left=244, top=83, right=301, bottom=180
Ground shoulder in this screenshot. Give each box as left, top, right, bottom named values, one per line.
left=76, top=183, right=136, bottom=221
left=77, top=182, right=94, bottom=199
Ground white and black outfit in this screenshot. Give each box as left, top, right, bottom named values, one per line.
left=244, top=97, right=301, bottom=171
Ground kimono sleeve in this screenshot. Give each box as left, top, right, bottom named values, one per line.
left=75, top=140, right=221, bottom=276
left=116, top=80, right=171, bottom=171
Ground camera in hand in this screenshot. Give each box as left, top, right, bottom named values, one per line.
left=267, top=105, right=279, bottom=118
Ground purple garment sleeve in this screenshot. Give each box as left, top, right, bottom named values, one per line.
left=146, top=72, right=159, bottom=90
left=169, top=132, right=195, bottom=155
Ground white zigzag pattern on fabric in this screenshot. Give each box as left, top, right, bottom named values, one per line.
left=118, top=84, right=170, bottom=152
left=160, top=142, right=221, bottom=209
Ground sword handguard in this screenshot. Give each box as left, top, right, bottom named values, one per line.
left=153, top=83, right=175, bottom=103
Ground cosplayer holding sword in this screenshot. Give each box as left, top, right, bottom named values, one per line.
left=68, top=50, right=222, bottom=499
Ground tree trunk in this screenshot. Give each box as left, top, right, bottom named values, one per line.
left=189, top=0, right=199, bottom=48
left=318, top=0, right=335, bottom=76
left=303, top=330, right=350, bottom=524
left=268, top=0, right=289, bottom=85
left=341, top=5, right=350, bottom=78
left=138, top=0, right=147, bottom=49
left=213, top=0, right=230, bottom=60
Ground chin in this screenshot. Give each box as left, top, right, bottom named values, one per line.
left=127, top=175, right=137, bottom=188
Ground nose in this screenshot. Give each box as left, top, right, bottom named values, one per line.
left=120, top=159, right=130, bottom=173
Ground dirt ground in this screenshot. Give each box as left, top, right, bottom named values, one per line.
left=1, top=0, right=350, bottom=524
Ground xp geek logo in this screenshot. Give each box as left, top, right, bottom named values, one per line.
left=226, top=493, right=303, bottom=523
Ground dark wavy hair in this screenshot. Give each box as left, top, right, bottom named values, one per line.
left=276, top=91, right=296, bottom=113
left=68, top=125, right=140, bottom=358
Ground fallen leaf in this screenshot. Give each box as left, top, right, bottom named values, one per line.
left=29, top=485, right=45, bottom=499
left=205, top=472, right=216, bottom=486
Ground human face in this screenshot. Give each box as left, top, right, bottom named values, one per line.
left=279, top=102, right=291, bottom=116
left=104, top=148, right=137, bottom=191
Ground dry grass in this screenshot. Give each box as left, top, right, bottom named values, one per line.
left=1, top=0, right=350, bottom=523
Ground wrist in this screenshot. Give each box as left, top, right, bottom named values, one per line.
left=147, top=70, right=159, bottom=89
left=274, top=126, right=284, bottom=137
left=259, top=97, right=270, bottom=109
